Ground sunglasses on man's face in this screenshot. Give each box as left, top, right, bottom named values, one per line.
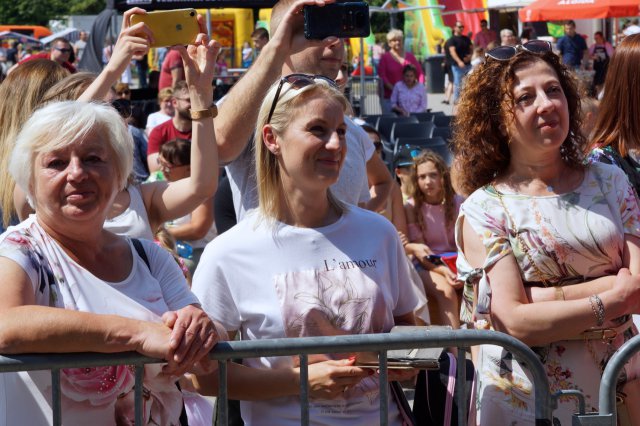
left=485, top=40, right=552, bottom=61
left=55, top=47, right=72, bottom=53
left=267, top=73, right=338, bottom=124
left=117, top=90, right=131, bottom=96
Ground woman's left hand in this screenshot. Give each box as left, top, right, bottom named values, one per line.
left=162, top=304, right=219, bottom=375
left=433, top=265, right=460, bottom=288
left=174, top=28, right=220, bottom=108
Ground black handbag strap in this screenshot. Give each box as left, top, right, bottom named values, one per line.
left=130, top=238, right=189, bottom=426
left=131, top=238, right=151, bottom=270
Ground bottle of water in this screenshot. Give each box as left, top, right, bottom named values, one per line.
left=176, top=241, right=193, bottom=259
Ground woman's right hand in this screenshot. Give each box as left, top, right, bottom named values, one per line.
left=133, top=320, right=174, bottom=362
left=411, top=243, right=434, bottom=266
left=297, top=358, right=370, bottom=399
left=107, top=8, right=154, bottom=76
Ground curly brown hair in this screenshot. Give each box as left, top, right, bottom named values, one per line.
left=451, top=50, right=586, bottom=196
left=410, top=150, right=457, bottom=234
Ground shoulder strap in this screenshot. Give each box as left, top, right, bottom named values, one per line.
left=131, top=238, right=151, bottom=271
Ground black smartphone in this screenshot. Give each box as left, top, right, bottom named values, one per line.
left=425, top=254, right=443, bottom=265
left=303, top=2, right=370, bottom=40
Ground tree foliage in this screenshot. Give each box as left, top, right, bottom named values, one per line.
left=0, top=0, right=105, bottom=26
left=369, top=0, right=405, bottom=37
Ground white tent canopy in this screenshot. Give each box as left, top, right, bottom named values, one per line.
left=41, top=28, right=81, bottom=46
left=487, top=0, right=533, bottom=9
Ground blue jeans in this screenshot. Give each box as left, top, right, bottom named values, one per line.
left=452, top=63, right=472, bottom=103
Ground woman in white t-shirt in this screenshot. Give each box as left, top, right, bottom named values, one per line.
left=145, top=87, right=175, bottom=137
left=191, top=75, right=420, bottom=425
left=0, top=100, right=222, bottom=425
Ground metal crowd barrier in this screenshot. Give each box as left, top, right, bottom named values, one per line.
left=572, top=333, right=640, bottom=425
left=0, top=329, right=555, bottom=426
left=349, top=77, right=384, bottom=116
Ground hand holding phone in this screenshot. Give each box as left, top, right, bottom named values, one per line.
left=130, top=9, right=200, bottom=48
left=304, top=2, right=370, bottom=40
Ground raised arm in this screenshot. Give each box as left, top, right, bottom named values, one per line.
left=214, top=0, right=335, bottom=163
left=167, top=198, right=214, bottom=241
left=142, top=33, right=220, bottom=231
left=79, top=8, right=153, bottom=102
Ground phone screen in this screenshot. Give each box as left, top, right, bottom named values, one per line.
left=304, top=2, right=370, bottom=40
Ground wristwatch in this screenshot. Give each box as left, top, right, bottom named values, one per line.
left=189, top=104, right=218, bottom=120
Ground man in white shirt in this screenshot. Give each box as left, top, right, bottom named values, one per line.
left=214, top=0, right=392, bottom=221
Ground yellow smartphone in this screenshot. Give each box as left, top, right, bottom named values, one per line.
left=130, top=9, right=199, bottom=48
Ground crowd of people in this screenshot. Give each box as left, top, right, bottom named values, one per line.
left=1, top=1, right=640, bottom=425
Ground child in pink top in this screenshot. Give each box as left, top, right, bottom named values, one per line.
left=404, top=150, right=464, bottom=328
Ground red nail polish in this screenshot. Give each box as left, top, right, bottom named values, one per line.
left=348, top=355, right=356, bottom=361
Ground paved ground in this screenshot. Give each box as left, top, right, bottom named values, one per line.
left=426, top=91, right=455, bottom=116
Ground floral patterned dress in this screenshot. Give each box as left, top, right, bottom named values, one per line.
left=455, top=162, right=640, bottom=425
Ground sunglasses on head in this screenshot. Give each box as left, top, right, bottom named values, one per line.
left=485, top=40, right=552, bottom=61
left=267, top=73, right=338, bottom=124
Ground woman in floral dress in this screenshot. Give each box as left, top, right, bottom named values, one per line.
left=451, top=41, right=640, bottom=425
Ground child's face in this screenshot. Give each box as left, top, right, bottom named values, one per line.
left=416, top=160, right=444, bottom=203
left=403, top=70, right=417, bottom=86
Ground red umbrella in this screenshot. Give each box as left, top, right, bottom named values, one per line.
left=519, top=0, right=640, bottom=21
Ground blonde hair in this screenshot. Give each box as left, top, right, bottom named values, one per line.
left=158, top=87, right=173, bottom=103
left=41, top=72, right=97, bottom=104
left=386, top=29, right=404, bottom=42
left=254, top=78, right=349, bottom=221
left=0, top=59, right=69, bottom=227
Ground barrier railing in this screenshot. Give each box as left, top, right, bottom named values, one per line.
left=571, top=333, right=640, bottom=425
left=0, top=329, right=555, bottom=426
left=349, top=77, right=384, bottom=116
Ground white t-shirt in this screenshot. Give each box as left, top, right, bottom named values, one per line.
left=225, top=116, right=376, bottom=221
left=145, top=111, right=172, bottom=135
left=0, top=216, right=198, bottom=426
left=103, top=184, right=154, bottom=240
left=192, top=207, right=419, bottom=426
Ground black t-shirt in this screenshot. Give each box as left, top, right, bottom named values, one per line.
left=445, top=35, right=472, bottom=65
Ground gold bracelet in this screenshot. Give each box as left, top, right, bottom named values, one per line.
left=555, top=286, right=565, bottom=301
left=189, top=104, right=218, bottom=120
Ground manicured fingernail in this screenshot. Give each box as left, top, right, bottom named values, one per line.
left=348, top=355, right=356, bottom=361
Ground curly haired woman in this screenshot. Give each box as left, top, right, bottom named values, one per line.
left=452, top=41, right=640, bottom=424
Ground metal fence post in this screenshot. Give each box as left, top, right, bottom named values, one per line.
left=299, top=354, right=309, bottom=426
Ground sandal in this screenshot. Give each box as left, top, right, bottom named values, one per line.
left=441, top=100, right=450, bottom=105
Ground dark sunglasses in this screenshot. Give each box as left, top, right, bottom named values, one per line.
left=117, top=90, right=131, bottom=95
left=55, top=47, right=72, bottom=53
left=267, top=73, right=338, bottom=124
left=485, top=40, right=552, bottom=61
